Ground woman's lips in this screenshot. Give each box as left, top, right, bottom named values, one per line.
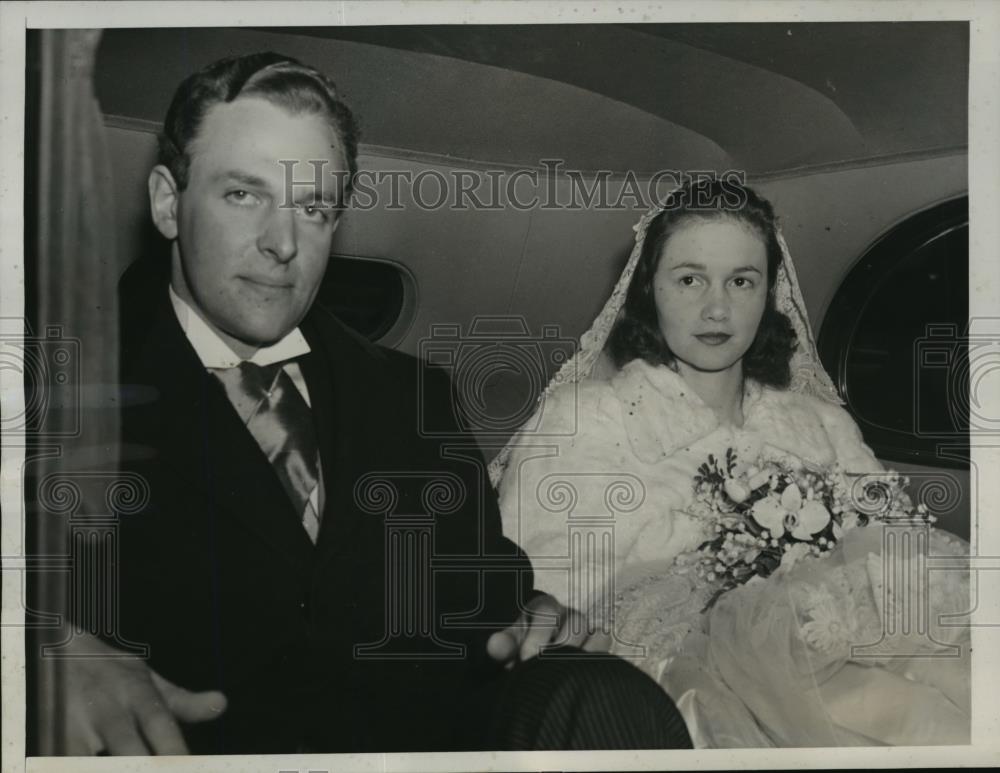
left=695, top=333, right=732, bottom=346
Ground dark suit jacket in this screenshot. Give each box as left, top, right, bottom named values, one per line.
left=113, top=262, right=534, bottom=753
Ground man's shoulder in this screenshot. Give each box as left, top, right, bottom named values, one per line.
left=305, top=304, right=450, bottom=387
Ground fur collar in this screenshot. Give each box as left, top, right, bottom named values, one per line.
left=612, top=359, right=764, bottom=464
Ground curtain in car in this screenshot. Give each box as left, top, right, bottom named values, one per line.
left=31, top=28, right=121, bottom=755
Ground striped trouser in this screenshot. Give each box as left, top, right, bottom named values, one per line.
left=479, top=648, right=693, bottom=750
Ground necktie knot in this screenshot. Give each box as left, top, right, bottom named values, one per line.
left=236, top=360, right=285, bottom=400
left=213, top=358, right=322, bottom=543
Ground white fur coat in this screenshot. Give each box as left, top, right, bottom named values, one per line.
left=497, top=359, right=881, bottom=613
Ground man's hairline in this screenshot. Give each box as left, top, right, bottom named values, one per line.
left=175, top=92, right=351, bottom=192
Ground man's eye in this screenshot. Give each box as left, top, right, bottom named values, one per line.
left=225, top=190, right=259, bottom=206
left=731, top=276, right=755, bottom=289
left=299, top=204, right=331, bottom=223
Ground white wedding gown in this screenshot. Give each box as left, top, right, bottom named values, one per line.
left=498, top=359, right=970, bottom=747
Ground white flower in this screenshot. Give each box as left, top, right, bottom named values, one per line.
left=800, top=598, right=850, bottom=653
left=751, top=483, right=831, bottom=540
left=747, top=465, right=776, bottom=491
left=724, top=477, right=751, bottom=503
left=778, top=542, right=812, bottom=572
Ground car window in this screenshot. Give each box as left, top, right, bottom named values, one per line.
left=818, top=197, right=969, bottom=467
left=318, top=255, right=408, bottom=342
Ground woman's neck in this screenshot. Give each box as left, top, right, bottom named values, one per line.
left=676, top=361, right=745, bottom=427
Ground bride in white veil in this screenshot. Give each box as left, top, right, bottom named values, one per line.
left=491, top=178, right=970, bottom=748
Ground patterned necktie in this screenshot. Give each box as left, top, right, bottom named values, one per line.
left=213, top=360, right=322, bottom=543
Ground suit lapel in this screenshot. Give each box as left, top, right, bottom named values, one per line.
left=299, top=310, right=387, bottom=557
left=125, top=290, right=315, bottom=577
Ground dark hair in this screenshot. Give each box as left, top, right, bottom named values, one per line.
left=157, top=52, right=359, bottom=205
left=606, top=177, right=798, bottom=388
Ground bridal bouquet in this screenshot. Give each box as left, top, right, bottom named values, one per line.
left=685, top=448, right=935, bottom=609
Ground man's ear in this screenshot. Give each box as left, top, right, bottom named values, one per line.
left=148, top=165, right=180, bottom=240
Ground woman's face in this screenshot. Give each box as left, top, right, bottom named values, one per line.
left=652, top=216, right=769, bottom=377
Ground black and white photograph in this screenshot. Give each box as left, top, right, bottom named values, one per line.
left=2, top=1, right=999, bottom=770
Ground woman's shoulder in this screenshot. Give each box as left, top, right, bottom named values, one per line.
left=539, top=358, right=696, bottom=418
left=536, top=375, right=621, bottom=427
left=514, top=358, right=715, bottom=466
left=751, top=385, right=879, bottom=473
left=760, top=388, right=862, bottom=438
left=611, top=359, right=721, bottom=463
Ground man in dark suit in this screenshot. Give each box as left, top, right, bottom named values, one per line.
left=63, top=52, right=691, bottom=755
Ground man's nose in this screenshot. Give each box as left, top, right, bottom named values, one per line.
left=257, top=207, right=298, bottom=263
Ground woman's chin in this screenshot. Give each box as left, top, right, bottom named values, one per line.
left=675, top=354, right=744, bottom=376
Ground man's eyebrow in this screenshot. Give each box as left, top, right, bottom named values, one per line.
left=289, top=189, right=339, bottom=208
left=213, top=170, right=271, bottom=189
left=730, top=265, right=763, bottom=274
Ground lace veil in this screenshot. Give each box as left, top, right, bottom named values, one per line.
left=487, top=201, right=842, bottom=488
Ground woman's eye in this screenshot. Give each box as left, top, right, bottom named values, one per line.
left=679, top=275, right=699, bottom=287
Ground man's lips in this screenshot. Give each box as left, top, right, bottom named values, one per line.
left=695, top=333, right=733, bottom=345
left=240, top=276, right=294, bottom=290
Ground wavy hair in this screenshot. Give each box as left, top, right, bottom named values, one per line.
left=157, top=52, right=360, bottom=206
left=606, top=178, right=798, bottom=388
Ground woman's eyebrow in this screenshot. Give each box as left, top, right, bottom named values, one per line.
left=669, top=261, right=707, bottom=271
left=668, top=262, right=763, bottom=274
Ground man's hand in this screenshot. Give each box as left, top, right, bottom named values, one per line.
left=62, top=633, right=227, bottom=755
left=486, top=593, right=611, bottom=668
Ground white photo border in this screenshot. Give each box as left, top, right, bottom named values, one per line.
left=2, top=1, right=998, bottom=771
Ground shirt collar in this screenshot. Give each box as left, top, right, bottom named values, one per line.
left=168, top=284, right=311, bottom=369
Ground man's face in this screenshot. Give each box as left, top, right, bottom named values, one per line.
left=160, top=96, right=347, bottom=355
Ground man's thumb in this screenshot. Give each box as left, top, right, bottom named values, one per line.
left=150, top=671, right=228, bottom=723
left=487, top=627, right=522, bottom=663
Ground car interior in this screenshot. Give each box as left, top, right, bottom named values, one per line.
left=88, top=23, right=971, bottom=538
left=19, top=18, right=977, bottom=758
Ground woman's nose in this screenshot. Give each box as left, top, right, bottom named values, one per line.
left=702, top=287, right=730, bottom=322
left=257, top=207, right=299, bottom=263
